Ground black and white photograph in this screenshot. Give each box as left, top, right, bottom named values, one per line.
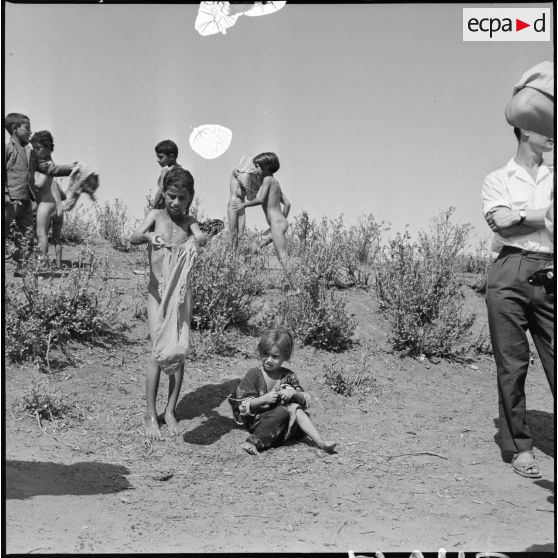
left=3, top=1, right=555, bottom=554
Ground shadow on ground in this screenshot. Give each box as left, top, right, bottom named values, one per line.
left=176, top=379, right=241, bottom=445
left=492, top=410, right=555, bottom=460
left=527, top=410, right=555, bottom=458
left=5, top=460, right=131, bottom=500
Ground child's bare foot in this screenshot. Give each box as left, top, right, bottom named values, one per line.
left=164, top=411, right=181, bottom=436
left=318, top=441, right=337, bottom=453
left=144, top=414, right=163, bottom=441
left=241, top=442, right=259, bottom=455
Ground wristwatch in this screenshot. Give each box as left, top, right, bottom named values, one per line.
left=518, top=209, right=526, bottom=225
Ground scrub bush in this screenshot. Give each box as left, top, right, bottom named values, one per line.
left=5, top=255, right=125, bottom=370
left=96, top=199, right=136, bottom=252
left=375, top=208, right=475, bottom=359
left=191, top=234, right=268, bottom=332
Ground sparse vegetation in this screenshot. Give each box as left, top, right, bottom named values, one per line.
left=60, top=203, right=95, bottom=245
left=15, top=380, right=83, bottom=424
left=323, top=343, right=378, bottom=396
left=5, top=252, right=125, bottom=371
left=96, top=198, right=137, bottom=252
left=375, top=208, right=476, bottom=359
left=191, top=233, right=268, bottom=332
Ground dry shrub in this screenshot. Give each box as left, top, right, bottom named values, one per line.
left=15, top=379, right=84, bottom=425
left=191, top=233, right=267, bottom=332
left=323, top=343, right=378, bottom=396
left=60, top=203, right=96, bottom=244
left=95, top=199, right=137, bottom=252
left=290, top=211, right=387, bottom=289
left=271, top=273, right=356, bottom=352
left=375, top=208, right=475, bottom=359
left=5, top=251, right=125, bottom=370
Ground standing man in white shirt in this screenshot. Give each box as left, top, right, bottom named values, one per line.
left=482, top=126, right=554, bottom=479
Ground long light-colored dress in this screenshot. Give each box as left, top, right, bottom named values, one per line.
left=152, top=236, right=197, bottom=375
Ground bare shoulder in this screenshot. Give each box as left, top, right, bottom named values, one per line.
left=263, top=176, right=280, bottom=190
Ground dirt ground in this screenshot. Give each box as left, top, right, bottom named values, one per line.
left=4, top=244, right=555, bottom=554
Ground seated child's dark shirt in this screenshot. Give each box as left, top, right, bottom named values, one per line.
left=229, top=366, right=306, bottom=429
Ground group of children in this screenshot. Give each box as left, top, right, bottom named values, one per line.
left=4, top=113, right=329, bottom=454
left=130, top=139, right=332, bottom=453
left=4, top=112, right=98, bottom=272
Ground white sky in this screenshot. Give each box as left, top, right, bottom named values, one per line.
left=4, top=2, right=554, bottom=245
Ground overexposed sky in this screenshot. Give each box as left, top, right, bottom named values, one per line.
left=4, top=2, right=554, bottom=243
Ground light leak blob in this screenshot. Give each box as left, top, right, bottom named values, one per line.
left=243, top=1, right=286, bottom=17
left=195, top=1, right=286, bottom=36
left=189, top=124, right=232, bottom=159
left=195, top=2, right=241, bottom=36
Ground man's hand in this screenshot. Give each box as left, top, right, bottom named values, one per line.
left=486, top=207, right=520, bottom=231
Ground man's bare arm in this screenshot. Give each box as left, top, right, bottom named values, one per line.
left=485, top=206, right=549, bottom=235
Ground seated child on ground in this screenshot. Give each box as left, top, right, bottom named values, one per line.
left=130, top=167, right=208, bottom=441
left=229, top=328, right=336, bottom=455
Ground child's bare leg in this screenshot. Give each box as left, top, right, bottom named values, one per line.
left=35, top=203, right=51, bottom=260
left=271, top=220, right=296, bottom=289
left=164, top=365, right=184, bottom=436
left=51, top=215, right=63, bottom=268
left=145, top=292, right=163, bottom=440
left=145, top=356, right=163, bottom=441
left=295, top=408, right=336, bottom=453
left=227, top=199, right=245, bottom=255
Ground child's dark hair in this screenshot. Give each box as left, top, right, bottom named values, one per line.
left=253, top=152, right=280, bottom=174
left=257, top=328, right=294, bottom=361
left=163, top=167, right=195, bottom=212
left=155, top=139, right=179, bottom=158
left=31, top=130, right=54, bottom=152
left=4, top=113, right=29, bottom=135
left=513, top=127, right=522, bottom=142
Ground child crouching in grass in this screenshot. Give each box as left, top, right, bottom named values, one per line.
left=229, top=328, right=336, bottom=455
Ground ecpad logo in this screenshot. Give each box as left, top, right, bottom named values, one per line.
left=463, top=8, right=550, bottom=41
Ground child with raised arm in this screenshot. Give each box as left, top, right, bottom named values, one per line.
left=130, top=167, right=208, bottom=441
left=4, top=113, right=75, bottom=272
left=151, top=140, right=182, bottom=210
left=227, top=156, right=264, bottom=255
left=230, top=153, right=293, bottom=285
left=30, top=130, right=66, bottom=270
left=229, top=328, right=336, bottom=455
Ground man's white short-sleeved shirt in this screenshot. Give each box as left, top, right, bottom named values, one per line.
left=482, top=157, right=554, bottom=253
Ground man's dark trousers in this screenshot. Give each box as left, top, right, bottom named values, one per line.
left=486, top=247, right=555, bottom=455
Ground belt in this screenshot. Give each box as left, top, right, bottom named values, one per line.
left=499, top=246, right=554, bottom=260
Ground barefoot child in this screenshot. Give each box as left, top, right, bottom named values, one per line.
left=229, top=328, right=336, bottom=455
left=30, top=130, right=66, bottom=269
left=130, top=167, right=208, bottom=441
left=231, top=153, right=293, bottom=285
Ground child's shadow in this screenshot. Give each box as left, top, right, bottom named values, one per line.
left=176, top=378, right=241, bottom=446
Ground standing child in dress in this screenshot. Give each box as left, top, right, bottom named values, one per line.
left=230, top=153, right=293, bottom=286
left=130, top=167, right=208, bottom=441
left=229, top=328, right=336, bottom=455
left=151, top=140, right=183, bottom=210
